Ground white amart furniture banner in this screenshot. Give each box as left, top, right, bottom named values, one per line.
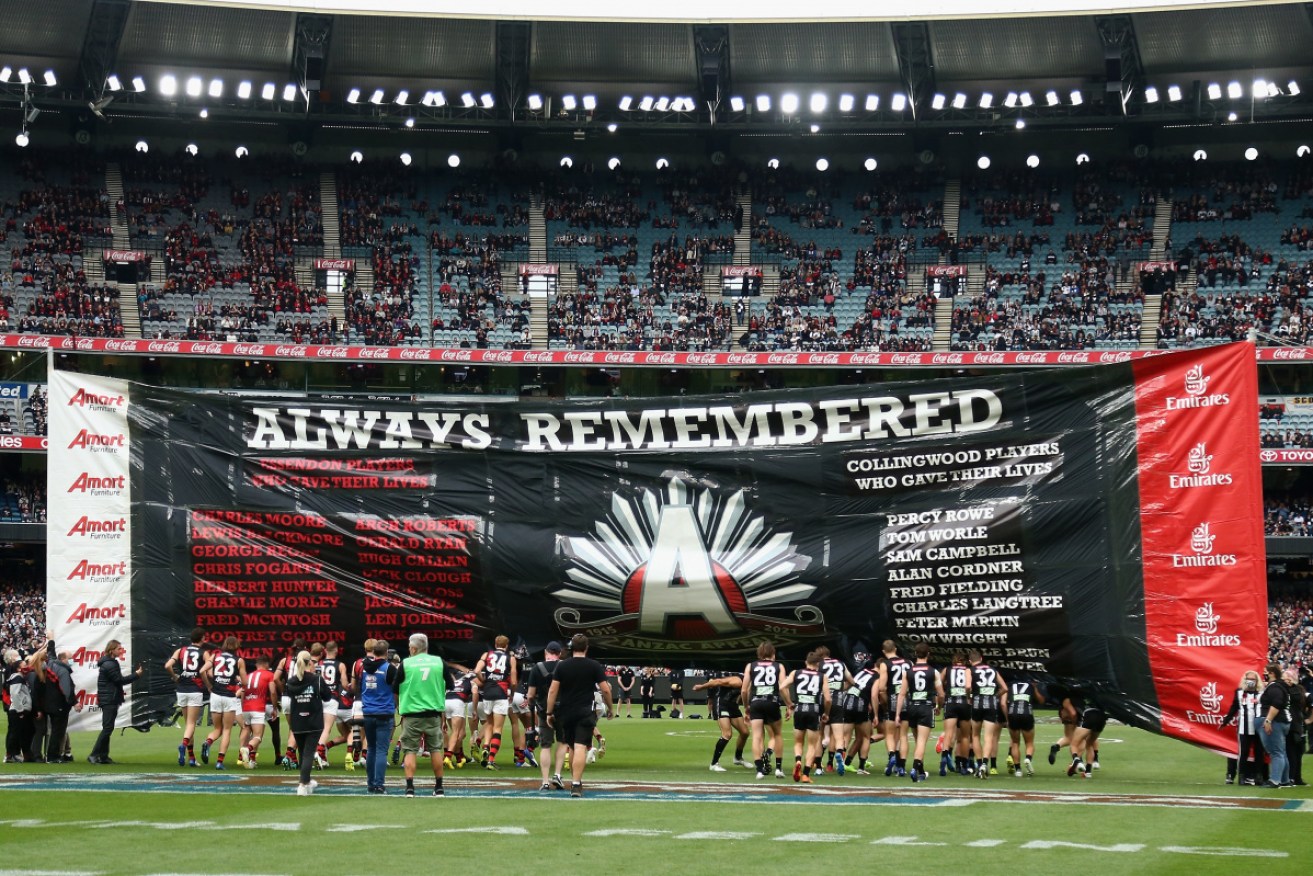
left=46, top=370, right=133, bottom=732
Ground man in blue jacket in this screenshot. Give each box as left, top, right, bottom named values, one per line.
left=88, top=640, right=143, bottom=764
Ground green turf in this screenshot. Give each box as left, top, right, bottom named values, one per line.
left=2, top=711, right=1310, bottom=875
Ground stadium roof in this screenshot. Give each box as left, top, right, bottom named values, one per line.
left=2, top=0, right=1312, bottom=137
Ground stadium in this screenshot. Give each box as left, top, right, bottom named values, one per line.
left=2, top=0, right=1313, bottom=870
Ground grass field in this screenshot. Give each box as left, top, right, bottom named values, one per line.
left=2, top=711, right=1311, bottom=875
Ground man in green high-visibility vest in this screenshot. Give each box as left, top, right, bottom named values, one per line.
left=395, top=632, right=447, bottom=797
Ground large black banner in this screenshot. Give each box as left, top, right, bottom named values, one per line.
left=124, top=362, right=1168, bottom=728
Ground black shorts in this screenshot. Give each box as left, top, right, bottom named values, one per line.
left=556, top=710, right=598, bottom=748
left=749, top=700, right=782, bottom=723
left=1008, top=713, right=1035, bottom=733
left=877, top=703, right=893, bottom=724
left=719, top=699, right=743, bottom=721
left=794, top=709, right=822, bottom=732
left=1079, top=708, right=1107, bottom=734
left=944, top=701, right=972, bottom=722
left=843, top=705, right=871, bottom=726
left=971, top=697, right=1002, bottom=723
left=906, top=703, right=936, bottom=730
left=670, top=684, right=683, bottom=698
left=618, top=690, right=633, bottom=702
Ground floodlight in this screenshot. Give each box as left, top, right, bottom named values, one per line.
left=461, top=92, right=475, bottom=107
left=931, top=93, right=946, bottom=110
left=480, top=93, right=494, bottom=109
left=654, top=96, right=670, bottom=112
left=838, top=94, right=854, bottom=112
left=237, top=81, right=252, bottom=99
left=369, top=88, right=384, bottom=104
left=809, top=92, right=827, bottom=113
left=864, top=157, right=877, bottom=171
left=448, top=154, right=460, bottom=168
left=815, top=158, right=829, bottom=172
left=160, top=74, right=178, bottom=96
left=350, top=150, right=363, bottom=164
left=865, top=94, right=879, bottom=111
left=1193, top=149, right=1207, bottom=161
left=891, top=93, right=906, bottom=112
left=1045, top=90, right=1059, bottom=106
left=400, top=152, right=412, bottom=166
left=43, top=70, right=56, bottom=87
left=1245, top=147, right=1258, bottom=161
left=755, top=94, right=770, bottom=112
left=780, top=93, right=799, bottom=114
left=977, top=156, right=991, bottom=169
left=185, top=76, right=202, bottom=98
left=1227, top=81, right=1242, bottom=99
left=235, top=146, right=249, bottom=158
left=394, top=90, right=408, bottom=105
left=209, top=79, right=223, bottom=98
left=978, top=93, right=993, bottom=109
left=185, top=144, right=198, bottom=156
left=655, top=157, right=669, bottom=169
left=729, top=96, right=744, bottom=112
left=135, top=140, right=148, bottom=153
left=1069, top=90, right=1083, bottom=106
left=261, top=82, right=276, bottom=100
left=562, top=94, right=577, bottom=111
left=560, top=156, right=573, bottom=168
left=952, top=93, right=967, bottom=109
left=132, top=77, right=146, bottom=93
left=1004, top=92, right=1018, bottom=108
left=15, top=131, right=28, bottom=148
left=1207, top=83, right=1222, bottom=100
left=530, top=94, right=545, bottom=110
left=766, top=158, right=779, bottom=169
left=17, top=69, right=31, bottom=85
left=1289, top=81, right=1301, bottom=97
left=1019, top=91, right=1033, bottom=107
left=1167, top=84, right=1182, bottom=101
left=347, top=88, right=360, bottom=103
left=1144, top=86, right=1158, bottom=103
left=1026, top=154, right=1040, bottom=168
left=582, top=95, right=597, bottom=111
left=608, top=157, right=621, bottom=170
left=106, top=75, right=122, bottom=91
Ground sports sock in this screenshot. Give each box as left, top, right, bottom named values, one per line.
left=712, top=737, right=729, bottom=765
left=858, top=757, right=867, bottom=769
left=734, top=745, right=745, bottom=759
left=803, top=765, right=812, bottom=776
left=837, top=748, right=846, bottom=761
left=812, top=756, right=822, bottom=770
left=990, top=757, right=997, bottom=769
left=435, top=777, right=444, bottom=790
left=774, top=757, right=782, bottom=772
left=405, top=778, right=414, bottom=791
left=216, top=752, right=225, bottom=765
left=913, top=758, right=923, bottom=774
left=826, top=752, right=834, bottom=767
left=489, top=733, right=502, bottom=761
left=755, top=758, right=765, bottom=773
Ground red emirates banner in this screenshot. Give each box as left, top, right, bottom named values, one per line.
left=1133, top=342, right=1268, bottom=754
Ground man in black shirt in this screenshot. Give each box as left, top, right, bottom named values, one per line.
left=617, top=666, right=635, bottom=718
left=546, top=634, right=613, bottom=797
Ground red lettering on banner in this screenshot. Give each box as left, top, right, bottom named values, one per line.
left=68, top=388, right=126, bottom=408
left=67, top=429, right=125, bottom=450
left=66, top=602, right=127, bottom=624
left=1132, top=344, right=1267, bottom=754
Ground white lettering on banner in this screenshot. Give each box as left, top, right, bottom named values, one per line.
left=190, top=343, right=224, bottom=355
left=1166, top=364, right=1230, bottom=410
left=1170, top=523, right=1238, bottom=568
left=1186, top=681, right=1226, bottom=726
left=1169, top=442, right=1233, bottom=489
left=1174, top=602, right=1242, bottom=647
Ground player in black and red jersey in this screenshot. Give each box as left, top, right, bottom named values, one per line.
left=442, top=663, right=477, bottom=767
left=164, top=627, right=211, bottom=768
left=200, top=636, right=246, bottom=769
left=313, top=641, right=352, bottom=769
left=474, top=635, right=517, bottom=769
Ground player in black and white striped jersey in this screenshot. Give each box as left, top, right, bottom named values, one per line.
left=740, top=641, right=791, bottom=779
left=968, top=649, right=1006, bottom=778
left=1005, top=677, right=1044, bottom=777
left=896, top=642, right=944, bottom=783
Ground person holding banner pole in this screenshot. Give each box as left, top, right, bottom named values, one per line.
left=1257, top=663, right=1292, bottom=788
left=88, top=640, right=142, bottom=764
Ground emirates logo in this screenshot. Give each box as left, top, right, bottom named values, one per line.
left=554, top=476, right=823, bottom=652
left=1199, top=681, right=1223, bottom=713
left=1184, top=364, right=1210, bottom=397
left=1187, top=442, right=1212, bottom=475
left=1195, top=602, right=1220, bottom=634
left=1190, top=522, right=1216, bottom=555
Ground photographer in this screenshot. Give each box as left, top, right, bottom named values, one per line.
left=87, top=640, right=143, bottom=764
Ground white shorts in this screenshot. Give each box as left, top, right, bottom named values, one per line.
left=593, top=693, right=605, bottom=716
left=211, top=694, right=241, bottom=714
left=242, top=709, right=267, bottom=726
left=337, top=706, right=353, bottom=724
left=511, top=692, right=531, bottom=715
left=176, top=691, right=204, bottom=709
left=322, top=700, right=340, bottom=716
left=445, top=698, right=470, bottom=720
left=351, top=701, right=364, bottom=721
left=280, top=695, right=292, bottom=714
left=478, top=698, right=510, bottom=717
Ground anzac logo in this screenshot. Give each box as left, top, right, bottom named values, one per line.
left=554, top=476, right=824, bottom=653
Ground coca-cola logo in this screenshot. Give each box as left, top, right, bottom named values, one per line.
left=104, top=340, right=138, bottom=353
left=931, top=354, right=963, bottom=365
left=1014, top=353, right=1049, bottom=364
left=606, top=353, right=638, bottom=364
left=274, top=346, right=308, bottom=357
left=440, top=350, right=473, bottom=362
left=147, top=341, right=181, bottom=354
left=972, top=353, right=1007, bottom=365
left=522, top=351, right=555, bottom=363
left=1099, top=351, right=1133, bottom=364
left=564, top=352, right=594, bottom=363
left=358, top=347, right=390, bottom=359
left=806, top=353, right=840, bottom=365
left=848, top=353, right=880, bottom=366
left=315, top=346, right=348, bottom=358
left=399, top=348, right=432, bottom=360
left=1056, top=352, right=1087, bottom=363
left=190, top=343, right=224, bottom=355
left=233, top=344, right=267, bottom=356
left=1272, top=348, right=1308, bottom=361
left=890, top=354, right=922, bottom=365
left=766, top=354, right=797, bottom=365
left=686, top=353, right=719, bottom=366
left=74, top=338, right=95, bottom=351
left=17, top=336, right=47, bottom=347
left=727, top=353, right=758, bottom=365
left=484, top=351, right=514, bottom=363
left=645, top=353, right=677, bottom=365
